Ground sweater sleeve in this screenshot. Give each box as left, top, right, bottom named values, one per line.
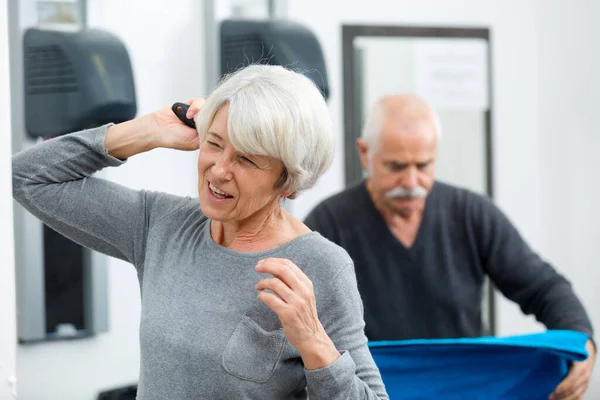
left=12, top=125, right=189, bottom=269
left=304, top=263, right=389, bottom=400
left=472, top=195, right=594, bottom=338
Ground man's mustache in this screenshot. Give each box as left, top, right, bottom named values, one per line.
left=385, top=186, right=428, bottom=199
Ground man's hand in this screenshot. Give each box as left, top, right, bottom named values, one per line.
left=550, top=339, right=596, bottom=400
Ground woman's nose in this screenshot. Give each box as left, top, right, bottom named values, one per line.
left=212, top=156, right=233, bottom=181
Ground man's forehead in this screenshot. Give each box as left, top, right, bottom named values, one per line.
left=378, top=125, right=437, bottom=146
left=379, top=153, right=434, bottom=164
left=381, top=115, right=436, bottom=136
left=376, top=130, right=437, bottom=160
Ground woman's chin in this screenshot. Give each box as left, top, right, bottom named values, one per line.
left=200, top=205, right=225, bottom=221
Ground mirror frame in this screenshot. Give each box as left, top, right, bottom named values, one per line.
left=342, top=24, right=496, bottom=335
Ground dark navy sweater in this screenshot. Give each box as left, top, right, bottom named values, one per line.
left=304, top=180, right=594, bottom=341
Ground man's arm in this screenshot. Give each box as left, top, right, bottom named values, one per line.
left=471, top=194, right=595, bottom=399
left=472, top=195, right=594, bottom=337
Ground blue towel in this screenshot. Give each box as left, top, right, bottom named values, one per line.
left=368, top=330, right=589, bottom=400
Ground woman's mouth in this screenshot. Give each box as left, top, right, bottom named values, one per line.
left=208, top=182, right=233, bottom=200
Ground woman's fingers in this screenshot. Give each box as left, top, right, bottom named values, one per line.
left=256, top=277, right=295, bottom=304
left=255, top=258, right=304, bottom=293
left=257, top=290, right=287, bottom=315
left=280, top=258, right=313, bottom=288
left=186, top=98, right=205, bottom=119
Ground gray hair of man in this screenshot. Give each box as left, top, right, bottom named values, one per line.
left=361, top=94, right=442, bottom=163
left=194, top=64, right=335, bottom=200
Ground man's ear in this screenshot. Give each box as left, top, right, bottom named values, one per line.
left=357, top=138, right=370, bottom=172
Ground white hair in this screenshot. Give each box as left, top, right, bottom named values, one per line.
left=361, top=95, right=442, bottom=154
left=194, top=64, right=334, bottom=199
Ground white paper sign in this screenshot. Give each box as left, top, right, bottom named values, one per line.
left=414, top=39, right=489, bottom=111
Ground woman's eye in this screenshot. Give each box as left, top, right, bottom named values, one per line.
left=241, top=157, right=257, bottom=166
left=207, top=141, right=221, bottom=149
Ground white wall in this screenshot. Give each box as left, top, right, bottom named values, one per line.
left=288, top=0, right=544, bottom=335
left=538, top=0, right=600, bottom=395
left=0, top=1, right=18, bottom=399
left=15, top=1, right=205, bottom=399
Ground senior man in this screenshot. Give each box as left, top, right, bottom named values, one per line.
left=304, top=94, right=595, bottom=399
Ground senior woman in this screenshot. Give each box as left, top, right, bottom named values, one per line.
left=12, top=64, right=389, bottom=399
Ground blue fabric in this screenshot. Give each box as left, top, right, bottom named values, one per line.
left=368, top=330, right=589, bottom=400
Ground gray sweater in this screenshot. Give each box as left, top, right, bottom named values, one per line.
left=12, top=125, right=389, bottom=400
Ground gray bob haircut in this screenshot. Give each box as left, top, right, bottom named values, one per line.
left=194, top=64, right=334, bottom=199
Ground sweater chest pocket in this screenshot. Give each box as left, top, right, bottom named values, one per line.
left=222, top=315, right=286, bottom=382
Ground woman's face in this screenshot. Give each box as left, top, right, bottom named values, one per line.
left=197, top=104, right=287, bottom=223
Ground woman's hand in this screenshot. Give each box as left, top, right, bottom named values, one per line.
left=105, top=98, right=205, bottom=159
left=151, top=97, right=205, bottom=151
left=255, top=258, right=341, bottom=370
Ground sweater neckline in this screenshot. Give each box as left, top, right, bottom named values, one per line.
left=358, top=180, right=437, bottom=257
left=202, top=219, right=319, bottom=259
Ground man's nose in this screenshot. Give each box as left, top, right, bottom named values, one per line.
left=401, top=166, right=419, bottom=189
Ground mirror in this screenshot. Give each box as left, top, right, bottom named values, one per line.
left=342, top=25, right=495, bottom=334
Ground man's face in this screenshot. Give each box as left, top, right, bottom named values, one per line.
left=359, top=120, right=438, bottom=218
